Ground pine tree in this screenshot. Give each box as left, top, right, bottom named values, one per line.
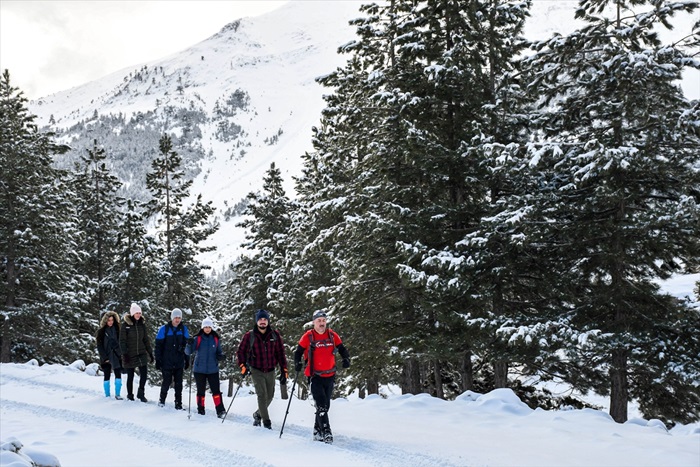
left=522, top=0, right=700, bottom=423
left=0, top=69, right=92, bottom=363
left=144, top=134, right=219, bottom=315
left=110, top=198, right=163, bottom=314
left=70, top=139, right=124, bottom=316
left=226, top=163, right=295, bottom=349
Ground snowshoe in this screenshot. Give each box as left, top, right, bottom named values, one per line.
left=217, top=411, right=226, bottom=419
left=253, top=411, right=262, bottom=426
left=158, top=402, right=165, bottom=408
left=313, top=428, right=323, bottom=442
left=174, top=402, right=183, bottom=410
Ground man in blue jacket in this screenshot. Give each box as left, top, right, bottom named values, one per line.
left=155, top=308, right=190, bottom=409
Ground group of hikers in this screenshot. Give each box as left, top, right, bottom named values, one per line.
left=95, top=304, right=350, bottom=444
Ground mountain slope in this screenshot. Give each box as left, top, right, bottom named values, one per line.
left=27, top=1, right=698, bottom=269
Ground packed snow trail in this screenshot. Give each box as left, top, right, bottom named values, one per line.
left=1, top=368, right=465, bottom=466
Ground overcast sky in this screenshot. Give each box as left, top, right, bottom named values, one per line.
left=0, top=1, right=288, bottom=100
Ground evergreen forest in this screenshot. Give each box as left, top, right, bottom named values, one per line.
left=1, top=0, right=699, bottom=426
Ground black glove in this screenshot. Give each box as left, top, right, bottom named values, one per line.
left=101, top=360, right=109, bottom=371
left=279, top=368, right=288, bottom=385
left=342, top=358, right=350, bottom=369
left=122, top=354, right=130, bottom=365
left=184, top=357, right=190, bottom=370
left=186, top=337, right=194, bottom=345
left=149, top=352, right=154, bottom=363
left=294, top=361, right=302, bottom=372
left=217, top=353, right=225, bottom=361
left=155, top=361, right=161, bottom=370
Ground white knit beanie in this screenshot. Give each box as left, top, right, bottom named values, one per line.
left=201, top=317, right=214, bottom=328
left=130, top=303, right=142, bottom=316
left=171, top=308, right=183, bottom=320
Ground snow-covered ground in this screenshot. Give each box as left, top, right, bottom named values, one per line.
left=1, top=359, right=698, bottom=467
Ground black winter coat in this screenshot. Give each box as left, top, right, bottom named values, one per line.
left=96, top=311, right=122, bottom=370
left=119, top=313, right=152, bottom=369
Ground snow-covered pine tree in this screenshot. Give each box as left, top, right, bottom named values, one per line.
left=225, top=163, right=294, bottom=346
left=0, top=70, right=92, bottom=363
left=69, top=139, right=125, bottom=317
left=109, top=198, right=163, bottom=315
left=521, top=0, right=700, bottom=423
left=144, top=134, right=219, bottom=316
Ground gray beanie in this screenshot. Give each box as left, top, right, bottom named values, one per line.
left=171, top=308, right=183, bottom=320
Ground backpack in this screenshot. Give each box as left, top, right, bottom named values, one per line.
left=307, top=328, right=337, bottom=376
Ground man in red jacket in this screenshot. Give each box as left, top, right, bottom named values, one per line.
left=293, top=310, right=350, bottom=444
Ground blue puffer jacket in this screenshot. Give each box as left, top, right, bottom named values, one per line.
left=186, top=329, right=223, bottom=374
left=155, top=322, right=190, bottom=370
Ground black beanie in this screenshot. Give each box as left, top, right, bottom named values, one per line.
left=255, top=309, right=270, bottom=322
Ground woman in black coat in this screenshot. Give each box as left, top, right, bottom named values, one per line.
left=119, top=303, right=153, bottom=402
left=96, top=310, right=123, bottom=399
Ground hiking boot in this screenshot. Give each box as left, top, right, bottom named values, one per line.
left=158, top=402, right=165, bottom=408
left=323, top=429, right=333, bottom=444
left=197, top=406, right=205, bottom=415
left=322, top=425, right=333, bottom=444
left=137, top=389, right=147, bottom=403
left=127, top=394, right=134, bottom=401
left=263, top=419, right=272, bottom=430
left=217, top=410, right=226, bottom=419
left=138, top=395, right=148, bottom=403
left=174, top=402, right=183, bottom=410
left=253, top=411, right=262, bottom=427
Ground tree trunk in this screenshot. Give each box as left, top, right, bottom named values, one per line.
left=434, top=359, right=444, bottom=399
left=366, top=375, right=379, bottom=395
left=461, top=350, right=473, bottom=391
left=494, top=361, right=508, bottom=388
left=402, top=357, right=421, bottom=394
left=610, top=347, right=628, bottom=423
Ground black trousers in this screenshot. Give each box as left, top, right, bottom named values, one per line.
left=310, top=375, right=335, bottom=433
left=102, top=363, right=122, bottom=381
left=125, top=366, right=147, bottom=395
left=160, top=368, right=184, bottom=403
left=194, top=372, right=221, bottom=398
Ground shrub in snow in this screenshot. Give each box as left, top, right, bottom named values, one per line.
left=84, top=362, right=101, bottom=377
left=67, top=360, right=86, bottom=371
left=24, top=359, right=39, bottom=367
left=1, top=436, right=61, bottom=466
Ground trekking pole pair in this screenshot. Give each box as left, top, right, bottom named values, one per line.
left=279, top=370, right=299, bottom=438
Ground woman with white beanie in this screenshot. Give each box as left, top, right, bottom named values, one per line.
left=185, top=317, right=226, bottom=417
left=119, top=303, right=154, bottom=402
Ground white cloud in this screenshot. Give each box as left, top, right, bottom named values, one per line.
left=0, top=1, right=288, bottom=99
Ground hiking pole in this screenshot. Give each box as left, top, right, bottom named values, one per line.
left=221, top=376, right=245, bottom=423
left=279, top=370, right=299, bottom=438
left=187, top=353, right=195, bottom=419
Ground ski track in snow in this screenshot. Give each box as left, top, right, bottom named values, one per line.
left=1, top=373, right=463, bottom=467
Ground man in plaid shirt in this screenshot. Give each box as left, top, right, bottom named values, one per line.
left=236, top=309, right=288, bottom=429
